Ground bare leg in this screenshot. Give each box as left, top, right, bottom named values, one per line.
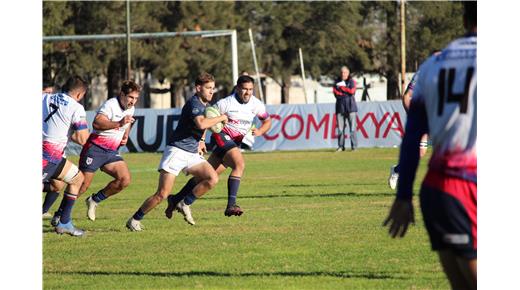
left=100, top=161, right=131, bottom=198
left=438, top=250, right=477, bottom=290
left=140, top=170, right=176, bottom=214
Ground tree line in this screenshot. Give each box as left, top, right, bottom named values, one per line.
left=43, top=1, right=464, bottom=109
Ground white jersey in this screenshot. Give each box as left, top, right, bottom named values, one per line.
left=216, top=94, right=269, bottom=139
left=412, top=34, right=476, bottom=178
left=42, top=92, right=88, bottom=163
left=89, top=97, right=135, bottom=151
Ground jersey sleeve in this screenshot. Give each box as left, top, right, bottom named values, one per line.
left=97, top=100, right=113, bottom=119
left=216, top=97, right=229, bottom=114
left=71, top=105, right=88, bottom=131
left=254, top=100, right=269, bottom=120
left=189, top=101, right=205, bottom=119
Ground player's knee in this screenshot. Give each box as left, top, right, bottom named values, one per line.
left=154, top=190, right=169, bottom=201
left=64, top=165, right=83, bottom=186
left=118, top=175, right=131, bottom=189
left=207, top=174, right=219, bottom=189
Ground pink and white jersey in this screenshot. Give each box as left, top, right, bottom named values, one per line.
left=216, top=94, right=269, bottom=140
left=413, top=34, right=477, bottom=179
left=42, top=93, right=88, bottom=164
left=89, top=97, right=135, bottom=151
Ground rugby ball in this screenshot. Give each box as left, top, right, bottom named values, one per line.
left=205, top=106, right=224, bottom=133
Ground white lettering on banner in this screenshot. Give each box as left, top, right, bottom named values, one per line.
left=64, top=101, right=407, bottom=155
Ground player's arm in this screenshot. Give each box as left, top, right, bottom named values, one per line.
left=193, top=114, right=228, bottom=130
left=93, top=113, right=134, bottom=130
left=71, top=128, right=89, bottom=145
left=252, top=117, right=272, bottom=136
left=401, top=88, right=413, bottom=112
left=120, top=123, right=133, bottom=146
left=383, top=97, right=428, bottom=238
left=198, top=129, right=208, bottom=155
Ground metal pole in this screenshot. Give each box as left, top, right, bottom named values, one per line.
left=299, top=48, right=308, bottom=104
left=248, top=28, right=264, bottom=103
left=400, top=0, right=406, bottom=96
left=126, top=0, right=131, bottom=80
left=231, top=30, right=239, bottom=89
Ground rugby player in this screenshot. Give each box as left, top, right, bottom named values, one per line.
left=42, top=76, right=89, bottom=236
left=79, top=80, right=140, bottom=221
left=384, top=2, right=477, bottom=289
left=126, top=72, right=227, bottom=231
left=165, top=75, right=271, bottom=223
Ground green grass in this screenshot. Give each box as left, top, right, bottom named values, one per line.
left=43, top=148, right=449, bottom=289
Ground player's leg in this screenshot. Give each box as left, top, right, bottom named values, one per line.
left=127, top=170, right=176, bottom=231
left=86, top=160, right=130, bottom=221
left=42, top=179, right=64, bottom=216
left=336, top=113, right=346, bottom=151
left=347, top=112, right=358, bottom=150
left=165, top=153, right=225, bottom=219
left=53, top=160, right=85, bottom=236
left=438, top=251, right=477, bottom=290
left=420, top=172, right=477, bottom=290
left=419, top=134, right=429, bottom=157
left=128, top=146, right=181, bottom=231
left=222, top=147, right=245, bottom=216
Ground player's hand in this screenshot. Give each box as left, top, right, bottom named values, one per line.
left=198, top=141, right=207, bottom=155
left=383, top=199, right=415, bottom=238
left=221, top=114, right=228, bottom=124
left=120, top=134, right=128, bottom=146
left=251, top=127, right=262, bottom=137
left=119, top=115, right=135, bottom=127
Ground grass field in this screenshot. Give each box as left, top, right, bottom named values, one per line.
left=43, top=148, right=449, bottom=289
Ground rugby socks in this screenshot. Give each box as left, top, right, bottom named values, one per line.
left=169, top=178, right=197, bottom=205
left=132, top=208, right=145, bottom=221
left=60, top=192, right=78, bottom=224
left=91, top=190, right=107, bottom=203
left=54, top=195, right=67, bottom=217
left=42, top=191, right=59, bottom=214
left=227, top=176, right=241, bottom=207
left=184, top=192, right=197, bottom=205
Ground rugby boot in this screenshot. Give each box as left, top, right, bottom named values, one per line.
left=224, top=204, right=244, bottom=217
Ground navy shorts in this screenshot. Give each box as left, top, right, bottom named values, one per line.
left=42, top=157, right=66, bottom=182
left=420, top=171, right=477, bottom=259
left=79, top=142, right=123, bottom=172
left=211, top=132, right=242, bottom=159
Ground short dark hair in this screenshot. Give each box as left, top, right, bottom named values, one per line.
left=463, top=1, right=477, bottom=28
left=195, top=72, right=215, bottom=86
left=121, top=80, right=141, bottom=95
left=62, top=75, right=88, bottom=94
left=236, top=75, right=254, bottom=87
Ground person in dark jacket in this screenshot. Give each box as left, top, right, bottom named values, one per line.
left=333, top=66, right=358, bottom=151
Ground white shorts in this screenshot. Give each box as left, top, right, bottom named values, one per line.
left=158, top=146, right=207, bottom=176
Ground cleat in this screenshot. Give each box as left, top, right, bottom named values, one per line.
left=55, top=221, right=85, bottom=237
left=51, top=214, right=61, bottom=227
left=176, top=200, right=195, bottom=225
left=388, top=165, right=399, bottom=190
left=126, top=217, right=143, bottom=232
left=42, top=212, right=53, bottom=219
left=335, top=147, right=345, bottom=152
left=85, top=196, right=98, bottom=221
left=224, top=204, right=244, bottom=217
left=164, top=195, right=175, bottom=219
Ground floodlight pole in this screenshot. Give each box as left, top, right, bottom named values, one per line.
left=299, top=48, right=309, bottom=104
left=248, top=28, right=264, bottom=103
left=400, top=0, right=406, bottom=95
left=231, top=30, right=239, bottom=87
left=126, top=0, right=131, bottom=80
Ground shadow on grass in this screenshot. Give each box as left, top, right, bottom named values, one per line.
left=203, top=192, right=394, bottom=200
left=45, top=270, right=403, bottom=280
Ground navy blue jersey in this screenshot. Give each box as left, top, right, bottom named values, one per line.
left=169, top=95, right=207, bottom=153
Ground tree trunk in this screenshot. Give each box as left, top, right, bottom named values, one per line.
left=281, top=74, right=291, bottom=104
left=107, top=59, right=123, bottom=99
left=386, top=71, right=401, bottom=100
